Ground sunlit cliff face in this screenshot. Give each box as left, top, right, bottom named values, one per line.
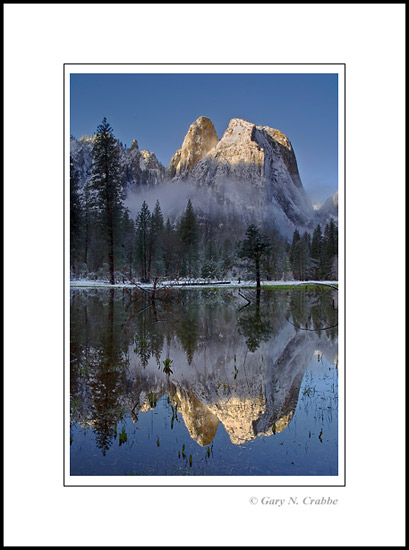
left=171, top=390, right=295, bottom=446
left=206, top=395, right=267, bottom=445
left=167, top=116, right=314, bottom=236
left=169, top=116, right=219, bottom=176
left=170, top=117, right=296, bottom=173
left=170, top=388, right=220, bottom=447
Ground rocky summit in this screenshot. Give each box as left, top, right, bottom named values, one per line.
left=169, top=116, right=219, bottom=177
left=70, top=116, right=337, bottom=240
left=170, top=117, right=316, bottom=237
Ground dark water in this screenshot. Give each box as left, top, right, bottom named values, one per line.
left=70, top=286, right=338, bottom=476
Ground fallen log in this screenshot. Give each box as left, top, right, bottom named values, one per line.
left=173, top=281, right=231, bottom=286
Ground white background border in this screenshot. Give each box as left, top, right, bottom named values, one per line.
left=5, top=4, right=405, bottom=547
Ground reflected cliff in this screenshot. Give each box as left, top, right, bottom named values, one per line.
left=70, top=287, right=338, bottom=454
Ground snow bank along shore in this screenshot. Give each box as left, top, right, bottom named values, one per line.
left=70, top=279, right=338, bottom=289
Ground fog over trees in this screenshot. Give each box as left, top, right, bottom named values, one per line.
left=70, top=119, right=338, bottom=283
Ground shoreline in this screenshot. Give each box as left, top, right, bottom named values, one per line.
left=69, top=280, right=338, bottom=290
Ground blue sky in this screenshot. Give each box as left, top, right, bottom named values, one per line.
left=70, top=73, right=338, bottom=203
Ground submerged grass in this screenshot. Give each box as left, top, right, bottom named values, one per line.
left=242, top=283, right=338, bottom=291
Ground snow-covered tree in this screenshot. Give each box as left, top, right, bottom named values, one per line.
left=179, top=199, right=199, bottom=278
left=90, top=118, right=124, bottom=284
left=238, top=224, right=272, bottom=288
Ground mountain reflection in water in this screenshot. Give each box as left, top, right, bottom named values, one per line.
left=70, top=287, right=338, bottom=475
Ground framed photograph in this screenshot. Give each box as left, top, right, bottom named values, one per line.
left=64, top=64, right=345, bottom=487
left=5, top=3, right=405, bottom=546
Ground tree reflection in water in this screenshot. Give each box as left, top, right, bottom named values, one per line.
left=70, top=286, right=338, bottom=455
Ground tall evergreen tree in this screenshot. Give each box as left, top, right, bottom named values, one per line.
left=201, top=238, right=222, bottom=280
left=311, top=224, right=323, bottom=279
left=292, top=232, right=312, bottom=280
left=82, top=180, right=93, bottom=270
left=328, top=218, right=338, bottom=257
left=322, top=219, right=338, bottom=280
left=289, top=228, right=301, bottom=270
left=179, top=199, right=199, bottom=278
left=149, top=200, right=164, bottom=278
left=238, top=224, right=272, bottom=288
left=136, top=201, right=151, bottom=282
left=162, top=218, right=182, bottom=278
left=265, top=229, right=287, bottom=281
left=70, top=153, right=83, bottom=274
left=120, top=209, right=136, bottom=281
left=90, top=118, right=124, bottom=283
left=221, top=238, right=234, bottom=278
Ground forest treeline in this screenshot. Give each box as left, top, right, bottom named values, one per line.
left=70, top=118, right=338, bottom=284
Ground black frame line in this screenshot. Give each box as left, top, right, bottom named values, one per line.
left=65, top=62, right=345, bottom=65
left=63, top=62, right=346, bottom=488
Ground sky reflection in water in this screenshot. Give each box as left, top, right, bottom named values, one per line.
left=70, top=287, right=338, bottom=476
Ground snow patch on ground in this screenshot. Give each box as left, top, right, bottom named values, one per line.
left=70, top=278, right=338, bottom=289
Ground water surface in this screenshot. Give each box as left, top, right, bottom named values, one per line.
left=70, top=287, right=338, bottom=476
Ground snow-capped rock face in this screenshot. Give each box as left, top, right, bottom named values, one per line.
left=169, top=116, right=218, bottom=177
left=171, top=117, right=315, bottom=237
left=316, top=190, right=338, bottom=226
left=213, top=118, right=264, bottom=167
left=70, top=135, right=166, bottom=191
left=138, top=150, right=166, bottom=187
left=70, top=117, right=330, bottom=239
left=70, top=135, right=94, bottom=186
left=119, top=140, right=167, bottom=189
left=252, top=124, right=313, bottom=226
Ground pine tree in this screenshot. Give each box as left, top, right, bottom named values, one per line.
left=149, top=200, right=164, bottom=278
left=201, top=238, right=221, bottom=280
left=179, top=199, right=199, bottom=278
left=82, top=179, right=98, bottom=273
left=291, top=232, right=312, bottom=281
left=238, top=224, right=272, bottom=288
left=289, top=229, right=301, bottom=270
left=177, top=293, right=199, bottom=364
left=162, top=218, right=182, bottom=278
left=120, top=210, right=136, bottom=281
left=221, top=239, right=234, bottom=278
left=328, top=218, right=338, bottom=257
left=90, top=118, right=124, bottom=284
left=266, top=229, right=287, bottom=281
left=162, top=218, right=174, bottom=277
left=311, top=224, right=323, bottom=279
left=322, top=219, right=338, bottom=279
left=136, top=201, right=151, bottom=282
left=70, top=154, right=83, bottom=275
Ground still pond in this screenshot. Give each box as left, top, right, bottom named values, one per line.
left=70, top=286, right=338, bottom=476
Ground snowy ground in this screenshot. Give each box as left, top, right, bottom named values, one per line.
left=69, top=278, right=338, bottom=289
